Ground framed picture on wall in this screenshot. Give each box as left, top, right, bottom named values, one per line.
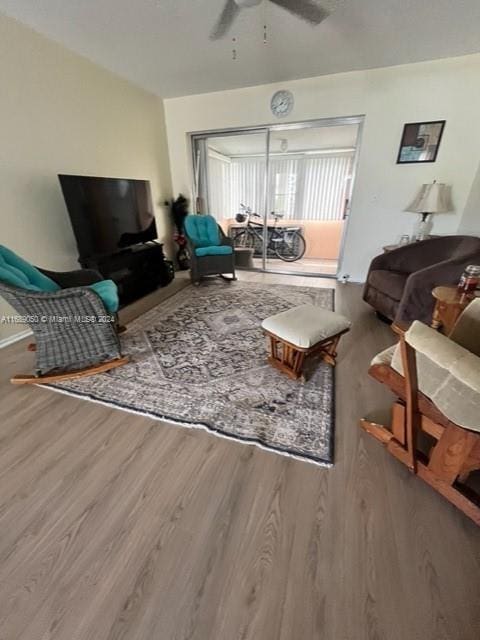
left=396, top=120, right=446, bottom=164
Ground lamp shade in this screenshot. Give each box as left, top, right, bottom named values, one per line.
left=404, top=182, right=453, bottom=214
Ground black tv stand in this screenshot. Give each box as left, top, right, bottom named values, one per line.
left=80, top=243, right=174, bottom=308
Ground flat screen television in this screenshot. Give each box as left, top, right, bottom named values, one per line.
left=58, top=174, right=157, bottom=260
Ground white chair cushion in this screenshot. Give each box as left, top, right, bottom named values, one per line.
left=370, top=321, right=480, bottom=432
left=449, top=298, right=480, bottom=357
left=371, top=344, right=396, bottom=367
left=261, top=304, right=351, bottom=349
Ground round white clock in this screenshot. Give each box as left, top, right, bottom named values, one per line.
left=270, top=90, right=294, bottom=118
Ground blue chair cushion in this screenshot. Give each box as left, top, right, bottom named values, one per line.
left=185, top=215, right=220, bottom=248
left=0, top=245, right=119, bottom=313
left=0, top=245, right=60, bottom=292
left=89, top=280, right=119, bottom=313
left=195, top=245, right=233, bottom=257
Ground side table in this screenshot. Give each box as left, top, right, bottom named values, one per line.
left=431, top=286, right=475, bottom=335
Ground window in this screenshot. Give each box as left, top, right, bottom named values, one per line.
left=207, top=151, right=352, bottom=222
left=273, top=171, right=297, bottom=217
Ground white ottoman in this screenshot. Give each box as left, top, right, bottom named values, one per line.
left=261, top=304, right=351, bottom=379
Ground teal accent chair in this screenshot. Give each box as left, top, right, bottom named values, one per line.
left=0, top=245, right=126, bottom=382
left=184, top=214, right=236, bottom=284
left=0, top=245, right=119, bottom=312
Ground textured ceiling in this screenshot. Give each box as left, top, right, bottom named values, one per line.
left=1, top=0, right=480, bottom=97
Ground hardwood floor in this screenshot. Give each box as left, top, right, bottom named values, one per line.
left=251, top=257, right=338, bottom=275
left=0, top=272, right=479, bottom=640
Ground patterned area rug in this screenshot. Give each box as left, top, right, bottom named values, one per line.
left=49, top=281, right=335, bottom=466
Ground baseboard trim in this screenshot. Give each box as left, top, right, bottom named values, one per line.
left=0, top=329, right=33, bottom=350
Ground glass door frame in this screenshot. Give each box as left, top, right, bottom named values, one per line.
left=191, top=126, right=271, bottom=271
left=189, top=114, right=365, bottom=278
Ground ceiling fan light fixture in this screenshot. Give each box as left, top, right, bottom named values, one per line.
left=210, top=0, right=332, bottom=41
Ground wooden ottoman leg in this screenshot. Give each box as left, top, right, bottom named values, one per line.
left=292, top=349, right=305, bottom=379
left=269, top=336, right=277, bottom=360
left=316, top=332, right=347, bottom=367
left=321, top=335, right=341, bottom=366
left=266, top=334, right=305, bottom=380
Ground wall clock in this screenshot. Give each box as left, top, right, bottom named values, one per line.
left=270, top=90, right=294, bottom=118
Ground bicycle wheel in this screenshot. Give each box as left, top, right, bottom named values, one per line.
left=274, top=230, right=306, bottom=262
left=233, top=229, right=256, bottom=251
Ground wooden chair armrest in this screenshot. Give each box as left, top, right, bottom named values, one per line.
left=392, top=321, right=411, bottom=337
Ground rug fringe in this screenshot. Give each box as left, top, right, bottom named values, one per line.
left=38, top=384, right=333, bottom=469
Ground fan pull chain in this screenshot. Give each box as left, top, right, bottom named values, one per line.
left=232, top=36, right=237, bottom=60
left=263, top=0, right=268, bottom=45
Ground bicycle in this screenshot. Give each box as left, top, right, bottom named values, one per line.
left=233, top=205, right=306, bottom=263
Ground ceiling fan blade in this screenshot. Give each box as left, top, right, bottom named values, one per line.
left=210, top=0, right=241, bottom=40
left=269, top=0, right=330, bottom=25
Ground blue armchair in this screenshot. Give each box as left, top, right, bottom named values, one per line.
left=184, top=214, right=236, bottom=284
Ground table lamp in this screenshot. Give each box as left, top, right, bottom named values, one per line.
left=404, top=180, right=453, bottom=240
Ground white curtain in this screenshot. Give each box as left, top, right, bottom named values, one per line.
left=269, top=157, right=300, bottom=219
left=230, top=158, right=266, bottom=217
left=207, top=152, right=231, bottom=219
left=207, top=153, right=265, bottom=220
left=207, top=151, right=352, bottom=222
left=300, top=154, right=352, bottom=221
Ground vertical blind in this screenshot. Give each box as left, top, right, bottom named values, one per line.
left=301, top=155, right=352, bottom=221
left=207, top=154, right=266, bottom=218
left=208, top=152, right=353, bottom=221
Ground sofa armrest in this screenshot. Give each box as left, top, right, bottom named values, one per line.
left=395, top=256, right=467, bottom=324
left=371, top=239, right=456, bottom=275
left=367, top=251, right=395, bottom=272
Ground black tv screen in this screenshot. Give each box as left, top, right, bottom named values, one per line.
left=59, top=174, right=157, bottom=259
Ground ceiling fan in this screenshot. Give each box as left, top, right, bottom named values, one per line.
left=210, top=0, right=332, bottom=40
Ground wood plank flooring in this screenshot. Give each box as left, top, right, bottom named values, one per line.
left=251, top=257, right=338, bottom=275
left=0, top=272, right=479, bottom=640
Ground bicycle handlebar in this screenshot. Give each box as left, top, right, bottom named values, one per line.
left=239, top=205, right=283, bottom=221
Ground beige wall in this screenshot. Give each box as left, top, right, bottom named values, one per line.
left=164, top=54, right=480, bottom=282
left=300, top=220, right=343, bottom=260
left=458, top=161, right=480, bottom=235
left=0, top=13, right=172, bottom=343
left=221, top=219, right=343, bottom=260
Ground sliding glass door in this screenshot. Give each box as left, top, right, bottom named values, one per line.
left=264, top=123, right=358, bottom=274
left=191, top=116, right=363, bottom=277
left=192, top=129, right=269, bottom=269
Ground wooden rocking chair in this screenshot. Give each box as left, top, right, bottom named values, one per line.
left=360, top=299, right=480, bottom=526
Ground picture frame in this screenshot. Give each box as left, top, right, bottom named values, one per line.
left=396, top=120, right=446, bottom=164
